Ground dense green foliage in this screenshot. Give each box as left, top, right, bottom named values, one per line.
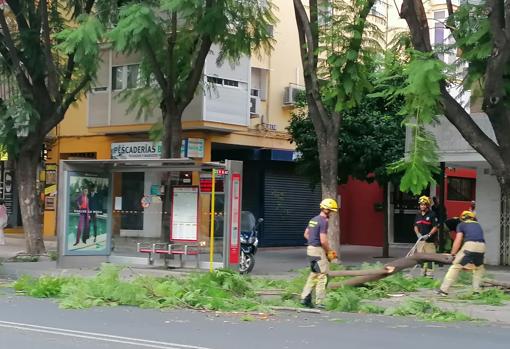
left=14, top=275, right=70, bottom=298
left=316, top=0, right=381, bottom=112
left=287, top=57, right=405, bottom=186
left=385, top=52, right=445, bottom=194
left=0, top=1, right=106, bottom=157
left=14, top=266, right=264, bottom=310
left=384, top=299, right=472, bottom=322
left=458, top=289, right=510, bottom=306
left=447, top=3, right=491, bottom=95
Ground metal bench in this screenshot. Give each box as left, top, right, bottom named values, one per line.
left=137, top=242, right=200, bottom=268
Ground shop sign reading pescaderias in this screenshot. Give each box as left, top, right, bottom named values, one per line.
left=111, top=142, right=163, bottom=159
left=111, top=139, right=204, bottom=159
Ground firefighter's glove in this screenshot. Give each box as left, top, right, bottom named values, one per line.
left=327, top=250, right=337, bottom=262
left=421, top=233, right=430, bottom=240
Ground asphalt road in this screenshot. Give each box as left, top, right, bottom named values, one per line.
left=1, top=290, right=510, bottom=349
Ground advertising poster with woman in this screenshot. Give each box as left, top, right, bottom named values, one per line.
left=65, top=172, right=110, bottom=255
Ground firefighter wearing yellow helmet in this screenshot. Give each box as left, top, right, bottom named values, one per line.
left=300, top=198, right=339, bottom=309
left=438, top=210, right=486, bottom=296
left=414, top=196, right=440, bottom=277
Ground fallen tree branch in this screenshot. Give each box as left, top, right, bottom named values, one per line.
left=328, top=268, right=391, bottom=277
left=482, top=279, right=510, bottom=289
left=271, top=306, right=322, bottom=314
left=328, top=253, right=454, bottom=288
left=255, top=290, right=285, bottom=296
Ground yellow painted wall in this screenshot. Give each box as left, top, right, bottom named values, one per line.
left=58, top=96, right=93, bottom=136
left=261, top=0, right=303, bottom=134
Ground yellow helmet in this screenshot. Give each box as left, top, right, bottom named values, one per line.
left=418, top=196, right=431, bottom=206
left=320, top=198, right=338, bottom=212
left=460, top=210, right=476, bottom=221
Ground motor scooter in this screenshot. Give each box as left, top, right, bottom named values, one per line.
left=239, top=211, right=263, bottom=274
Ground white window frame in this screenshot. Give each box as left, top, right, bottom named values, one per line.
left=111, top=64, right=142, bottom=91
left=206, top=75, right=241, bottom=89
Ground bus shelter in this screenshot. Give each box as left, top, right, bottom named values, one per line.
left=56, top=158, right=243, bottom=270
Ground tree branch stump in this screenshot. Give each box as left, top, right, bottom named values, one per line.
left=328, top=253, right=454, bottom=288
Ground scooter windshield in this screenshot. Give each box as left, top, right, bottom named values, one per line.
left=241, top=211, right=256, bottom=232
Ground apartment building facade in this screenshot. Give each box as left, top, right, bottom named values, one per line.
left=42, top=0, right=324, bottom=247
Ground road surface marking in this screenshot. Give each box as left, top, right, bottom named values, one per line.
left=0, top=320, right=212, bottom=349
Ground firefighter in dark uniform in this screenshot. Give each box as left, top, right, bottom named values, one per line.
left=438, top=210, right=486, bottom=295
left=414, top=196, right=440, bottom=277
left=300, top=198, right=339, bottom=309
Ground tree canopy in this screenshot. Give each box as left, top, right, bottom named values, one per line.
left=0, top=0, right=104, bottom=157
left=287, top=54, right=406, bottom=187
left=108, top=0, right=276, bottom=157
left=0, top=0, right=109, bottom=254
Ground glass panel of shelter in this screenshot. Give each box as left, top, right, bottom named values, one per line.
left=109, top=168, right=225, bottom=265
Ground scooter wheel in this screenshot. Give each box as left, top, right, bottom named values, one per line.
left=239, top=252, right=255, bottom=274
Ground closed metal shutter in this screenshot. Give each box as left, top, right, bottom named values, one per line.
left=261, top=168, right=321, bottom=246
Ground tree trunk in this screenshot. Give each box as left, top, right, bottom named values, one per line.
left=382, top=183, right=390, bottom=258
left=318, top=135, right=340, bottom=254
left=15, top=149, right=45, bottom=255
left=161, top=107, right=183, bottom=159
left=160, top=105, right=184, bottom=242
left=437, top=162, right=446, bottom=253
left=499, top=180, right=510, bottom=266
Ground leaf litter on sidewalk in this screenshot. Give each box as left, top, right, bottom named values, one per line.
left=11, top=263, right=498, bottom=322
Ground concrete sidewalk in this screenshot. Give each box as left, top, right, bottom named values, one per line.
left=0, top=235, right=411, bottom=278
left=0, top=234, right=57, bottom=259
left=2, top=234, right=510, bottom=282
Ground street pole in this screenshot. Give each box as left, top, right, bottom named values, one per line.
left=209, top=169, right=216, bottom=272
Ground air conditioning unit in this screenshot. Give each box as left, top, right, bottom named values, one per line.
left=92, top=86, right=108, bottom=93
left=250, top=96, right=261, bottom=117
left=283, top=84, right=305, bottom=105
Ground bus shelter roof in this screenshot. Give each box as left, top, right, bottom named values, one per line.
left=59, top=158, right=226, bottom=172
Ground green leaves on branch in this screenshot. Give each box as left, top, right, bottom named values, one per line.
left=0, top=94, right=40, bottom=155
left=57, top=15, right=105, bottom=76
left=108, top=0, right=276, bottom=88
left=403, top=55, right=446, bottom=121
left=318, top=0, right=380, bottom=112
left=379, top=3, right=495, bottom=195
left=447, top=3, right=491, bottom=91
left=384, top=299, right=471, bottom=322
left=0, top=1, right=108, bottom=159
left=14, top=265, right=262, bottom=311
left=381, top=52, right=446, bottom=194
left=389, top=126, right=440, bottom=195
left=118, top=86, right=163, bottom=122
left=108, top=4, right=165, bottom=55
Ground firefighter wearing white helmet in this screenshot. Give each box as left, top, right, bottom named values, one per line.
left=414, top=195, right=440, bottom=277
left=300, top=198, right=339, bottom=309
left=437, top=210, right=486, bottom=296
